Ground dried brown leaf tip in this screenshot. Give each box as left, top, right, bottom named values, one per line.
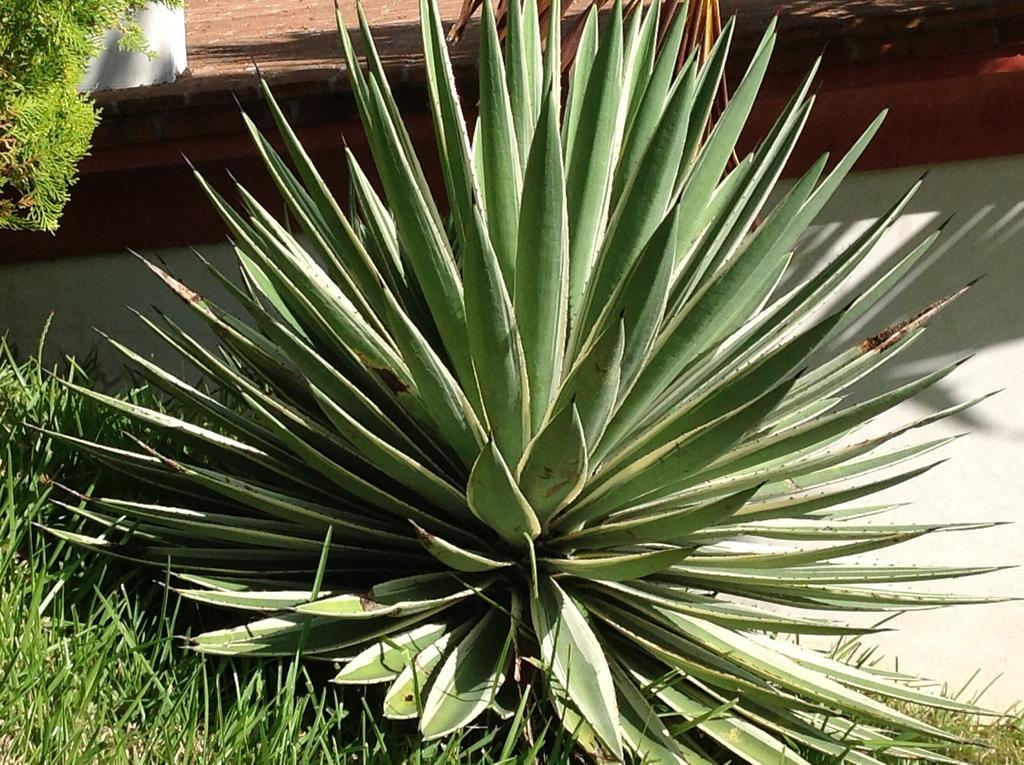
left=859, top=280, right=977, bottom=353
left=169, top=280, right=202, bottom=305
left=859, top=321, right=909, bottom=353
left=136, top=254, right=203, bottom=305
left=413, top=522, right=435, bottom=547
left=359, top=594, right=384, bottom=611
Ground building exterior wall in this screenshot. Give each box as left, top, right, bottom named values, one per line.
left=796, top=156, right=1024, bottom=711
left=1, top=153, right=1022, bottom=707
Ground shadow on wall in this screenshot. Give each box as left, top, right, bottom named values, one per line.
left=1, top=155, right=1022, bottom=415
left=789, top=155, right=1024, bottom=439
left=789, top=157, right=1024, bottom=709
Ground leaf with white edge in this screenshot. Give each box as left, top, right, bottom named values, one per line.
left=553, top=319, right=624, bottom=455
left=338, top=18, right=476, bottom=396
left=550, top=689, right=615, bottom=763
left=611, top=12, right=687, bottom=206
left=558, top=484, right=761, bottom=550
left=477, top=0, right=522, bottom=285
left=516, top=85, right=569, bottom=430
left=594, top=580, right=875, bottom=636
left=309, top=385, right=467, bottom=513
left=574, top=46, right=699, bottom=339
left=174, top=588, right=326, bottom=612
left=295, top=572, right=485, bottom=618
left=464, top=210, right=531, bottom=464
left=384, top=627, right=463, bottom=719
left=706, top=359, right=967, bottom=478
left=466, top=441, right=541, bottom=549
left=585, top=205, right=679, bottom=388
left=49, top=2, right=1000, bottom=760
left=612, top=662, right=715, bottom=765
left=677, top=19, right=774, bottom=205
left=562, top=7, right=598, bottom=155
left=564, top=0, right=624, bottom=326
left=749, top=634, right=991, bottom=714
left=603, top=192, right=798, bottom=455
left=600, top=306, right=845, bottom=471
left=420, top=0, right=478, bottom=245
left=191, top=610, right=439, bottom=657
left=649, top=606, right=962, bottom=741
left=531, top=577, right=623, bottom=759
left=503, top=0, right=535, bottom=158
left=378, top=285, right=486, bottom=469
left=412, top=523, right=514, bottom=573
left=517, top=403, right=588, bottom=525
left=543, top=547, right=690, bottom=582
left=565, top=376, right=797, bottom=530
left=334, top=621, right=451, bottom=685
left=627, top=655, right=813, bottom=765
left=420, top=607, right=512, bottom=739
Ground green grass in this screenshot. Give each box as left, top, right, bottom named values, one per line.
left=890, top=705, right=1024, bottom=765
left=0, top=492, right=570, bottom=765
left=0, top=336, right=1020, bottom=764
left=0, top=334, right=577, bottom=763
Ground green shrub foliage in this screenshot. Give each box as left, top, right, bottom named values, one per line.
left=0, top=0, right=178, bottom=231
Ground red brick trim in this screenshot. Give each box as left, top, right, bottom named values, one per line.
left=4, top=37, right=1024, bottom=262
left=743, top=46, right=1024, bottom=174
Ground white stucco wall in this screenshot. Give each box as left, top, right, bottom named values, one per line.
left=794, top=157, right=1024, bottom=712
left=79, top=4, right=187, bottom=91
left=0, top=153, right=1021, bottom=708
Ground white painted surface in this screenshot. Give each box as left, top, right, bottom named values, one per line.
left=79, top=4, right=187, bottom=91
left=793, top=158, right=1024, bottom=712
left=1, top=154, right=1022, bottom=707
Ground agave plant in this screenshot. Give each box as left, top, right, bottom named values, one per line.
left=48, top=0, right=1002, bottom=761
